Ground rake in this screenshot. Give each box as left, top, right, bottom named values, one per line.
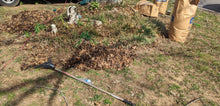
left=35, top=59, right=135, bottom=106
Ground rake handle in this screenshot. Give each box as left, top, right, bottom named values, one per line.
left=123, top=99, right=136, bottom=106
left=54, top=68, right=135, bottom=106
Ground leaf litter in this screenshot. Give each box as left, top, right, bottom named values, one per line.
left=4, top=9, right=137, bottom=71
left=21, top=41, right=135, bottom=71
left=1, top=9, right=63, bottom=34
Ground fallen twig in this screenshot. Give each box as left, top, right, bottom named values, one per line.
left=185, top=97, right=204, bottom=106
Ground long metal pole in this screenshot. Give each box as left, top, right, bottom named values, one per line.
left=54, top=68, right=135, bottom=106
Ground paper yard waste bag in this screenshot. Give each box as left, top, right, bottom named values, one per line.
left=135, top=0, right=158, bottom=17
left=154, top=0, right=169, bottom=14
left=169, top=0, right=200, bottom=43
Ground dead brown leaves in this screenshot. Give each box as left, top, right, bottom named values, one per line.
left=21, top=41, right=135, bottom=71
left=62, top=42, right=135, bottom=71
left=1, top=10, right=55, bottom=34
left=21, top=43, right=57, bottom=70
left=2, top=9, right=136, bottom=71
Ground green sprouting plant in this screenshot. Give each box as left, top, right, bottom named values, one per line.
left=90, top=94, right=103, bottom=101
left=90, top=1, right=99, bottom=10
left=75, top=39, right=83, bottom=48
left=19, top=1, right=23, bottom=5
left=34, top=23, right=46, bottom=34
left=90, top=39, right=98, bottom=45
left=24, top=31, right=31, bottom=38
left=103, top=99, right=112, bottom=104
left=77, top=20, right=84, bottom=26
left=104, top=4, right=114, bottom=10
left=74, top=100, right=84, bottom=106
left=132, top=35, right=150, bottom=43
left=7, top=93, right=16, bottom=101
left=102, top=38, right=110, bottom=46
left=169, top=84, right=181, bottom=91
left=80, top=31, right=92, bottom=40
left=57, top=15, right=69, bottom=28
left=15, top=57, right=22, bottom=63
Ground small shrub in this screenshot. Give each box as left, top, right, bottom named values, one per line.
left=90, top=1, right=99, bottom=10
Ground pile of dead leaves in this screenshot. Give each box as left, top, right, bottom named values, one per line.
left=21, top=41, right=135, bottom=71
left=1, top=10, right=55, bottom=34
left=21, top=43, right=57, bottom=70
left=62, top=42, right=135, bottom=71
left=21, top=42, right=135, bottom=71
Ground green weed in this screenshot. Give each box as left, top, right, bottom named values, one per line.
left=6, top=70, right=20, bottom=77
left=34, top=23, right=46, bottom=34
left=15, top=57, right=22, bottom=63
left=80, top=31, right=92, bottom=40
left=23, top=79, right=34, bottom=83
left=156, top=55, right=169, bottom=62
left=7, top=93, right=16, bottom=101
left=90, top=1, right=100, bottom=10
left=141, top=57, right=153, bottom=64
left=197, top=64, right=210, bottom=73
left=19, top=1, right=23, bottom=5
left=20, top=87, right=28, bottom=92
left=169, top=84, right=181, bottom=91
left=74, top=100, right=84, bottom=106
left=148, top=68, right=158, bottom=73
left=115, top=67, right=130, bottom=75
left=75, top=39, right=83, bottom=48
left=38, top=88, right=46, bottom=95
left=24, top=31, right=31, bottom=38
left=104, top=4, right=114, bottom=10
left=87, top=70, right=101, bottom=76
left=77, top=20, right=84, bottom=26
left=92, top=13, right=106, bottom=23
left=133, top=59, right=141, bottom=66
left=191, top=84, right=200, bottom=91
left=90, top=94, right=103, bottom=101
left=104, top=72, right=110, bottom=77
left=102, top=38, right=110, bottom=46
left=103, top=99, right=112, bottom=104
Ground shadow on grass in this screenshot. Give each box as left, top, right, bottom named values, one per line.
left=0, top=69, right=68, bottom=106
left=149, top=19, right=169, bottom=38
